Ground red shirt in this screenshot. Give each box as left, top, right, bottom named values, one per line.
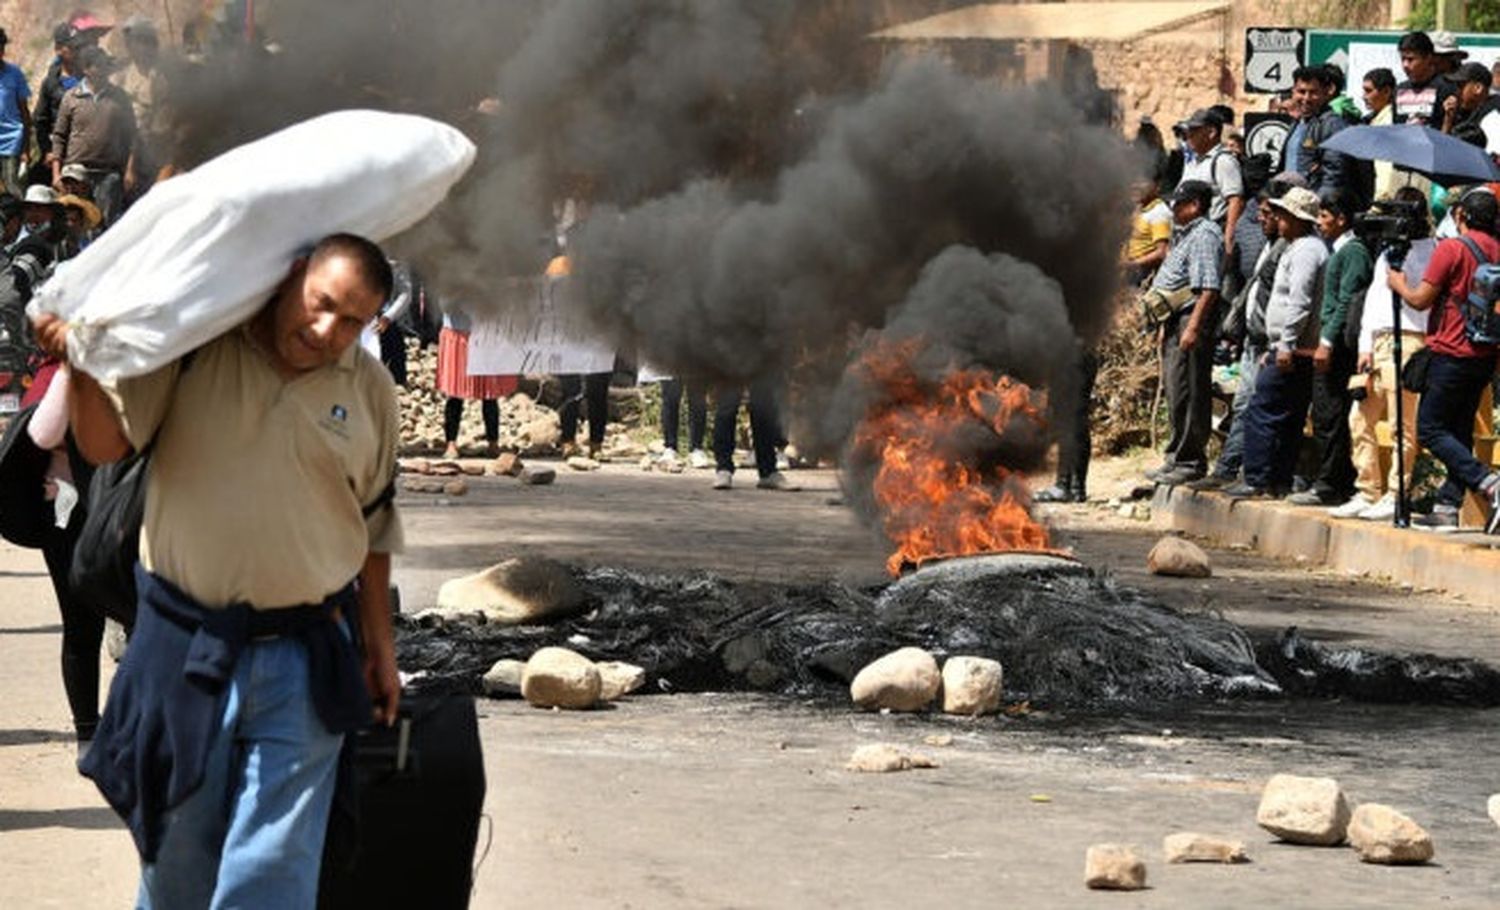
left=1421, top=231, right=1500, bottom=358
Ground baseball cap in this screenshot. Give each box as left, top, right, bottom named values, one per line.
left=1446, top=61, right=1492, bottom=88
left=1182, top=108, right=1222, bottom=130
left=1170, top=179, right=1214, bottom=209
left=53, top=22, right=81, bottom=47
left=59, top=163, right=89, bottom=183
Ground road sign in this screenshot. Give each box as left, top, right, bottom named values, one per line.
left=1245, top=28, right=1306, bottom=94
left=1244, top=113, right=1292, bottom=165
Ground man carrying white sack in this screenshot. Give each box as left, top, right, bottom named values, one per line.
left=31, top=233, right=403, bottom=908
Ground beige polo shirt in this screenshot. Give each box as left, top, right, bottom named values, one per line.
left=105, top=325, right=403, bottom=609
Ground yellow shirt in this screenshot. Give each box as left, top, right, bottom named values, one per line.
left=1127, top=198, right=1172, bottom=261
left=105, top=325, right=403, bottom=609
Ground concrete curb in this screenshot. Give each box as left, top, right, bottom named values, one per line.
left=1151, top=486, right=1500, bottom=604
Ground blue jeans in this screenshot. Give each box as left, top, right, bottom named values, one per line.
left=137, top=636, right=344, bottom=909
left=1417, top=351, right=1498, bottom=506
left=1213, top=342, right=1264, bottom=477
left=1241, top=355, right=1314, bottom=491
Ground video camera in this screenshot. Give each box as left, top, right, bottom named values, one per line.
left=1352, top=198, right=1427, bottom=259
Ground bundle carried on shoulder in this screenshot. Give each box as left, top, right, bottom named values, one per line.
left=28, top=109, right=477, bottom=380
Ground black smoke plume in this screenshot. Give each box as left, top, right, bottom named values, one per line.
left=151, top=1, right=1134, bottom=537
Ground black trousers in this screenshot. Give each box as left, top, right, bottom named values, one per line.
left=443, top=397, right=498, bottom=444
left=1053, top=350, right=1099, bottom=495
left=559, top=373, right=610, bottom=446
left=379, top=328, right=408, bottom=387
left=713, top=379, right=783, bottom=478
left=660, top=379, right=707, bottom=452
left=40, top=520, right=103, bottom=738
left=1162, top=307, right=1216, bottom=474
left=1309, top=342, right=1358, bottom=497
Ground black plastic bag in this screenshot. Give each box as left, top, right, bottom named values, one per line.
left=0, top=405, right=54, bottom=549
left=68, top=448, right=150, bottom=627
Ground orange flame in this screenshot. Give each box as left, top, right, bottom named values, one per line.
left=852, top=341, right=1051, bottom=576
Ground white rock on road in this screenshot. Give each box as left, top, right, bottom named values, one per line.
left=1255, top=774, right=1350, bottom=846
left=481, top=658, right=526, bottom=697
left=1147, top=535, right=1212, bottom=578
left=1489, top=794, right=1500, bottom=829
left=1162, top=832, right=1248, bottom=864
left=597, top=661, right=647, bottom=701
left=845, top=743, right=939, bottom=773
left=1346, top=803, right=1435, bottom=865
left=940, top=656, right=1003, bottom=716
left=1084, top=844, right=1146, bottom=891
left=849, top=647, right=941, bottom=712
left=521, top=647, right=602, bottom=709
left=434, top=556, right=584, bottom=625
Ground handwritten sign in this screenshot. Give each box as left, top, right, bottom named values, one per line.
left=466, top=276, right=616, bottom=376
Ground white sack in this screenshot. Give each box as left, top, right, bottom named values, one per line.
left=30, top=109, right=476, bottom=380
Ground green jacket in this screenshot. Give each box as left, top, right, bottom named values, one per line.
left=1320, top=234, right=1373, bottom=349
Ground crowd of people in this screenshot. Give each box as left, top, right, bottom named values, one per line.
left=1042, top=29, right=1500, bottom=535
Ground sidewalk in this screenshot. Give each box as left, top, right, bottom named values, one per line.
left=1152, top=484, right=1500, bottom=604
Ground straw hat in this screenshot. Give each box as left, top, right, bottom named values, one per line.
left=57, top=194, right=102, bottom=229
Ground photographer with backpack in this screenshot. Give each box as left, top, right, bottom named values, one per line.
left=1388, top=187, right=1500, bottom=532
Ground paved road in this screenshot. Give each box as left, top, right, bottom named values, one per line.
left=2, top=459, right=1497, bottom=908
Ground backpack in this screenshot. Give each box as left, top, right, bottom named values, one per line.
left=1453, top=236, right=1500, bottom=346
left=1241, top=152, right=1274, bottom=198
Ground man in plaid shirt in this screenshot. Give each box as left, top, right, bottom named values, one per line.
left=1147, top=179, right=1224, bottom=485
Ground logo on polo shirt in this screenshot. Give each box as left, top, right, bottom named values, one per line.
left=318, top=403, right=353, bottom=440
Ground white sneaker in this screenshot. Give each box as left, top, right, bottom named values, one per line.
left=756, top=471, right=800, bottom=491
left=688, top=449, right=711, bottom=470
left=656, top=448, right=681, bottom=469
left=1329, top=494, right=1376, bottom=519
left=775, top=448, right=792, bottom=472
left=1357, top=493, right=1397, bottom=522
left=712, top=470, right=733, bottom=490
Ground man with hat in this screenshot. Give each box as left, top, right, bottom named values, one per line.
left=1441, top=61, right=1500, bottom=153
left=0, top=28, right=31, bottom=198
left=1177, top=108, right=1245, bottom=255
left=33, top=22, right=96, bottom=163
left=1145, top=179, right=1224, bottom=486
left=1227, top=186, right=1329, bottom=499
left=1430, top=30, right=1468, bottom=78
left=49, top=44, right=136, bottom=226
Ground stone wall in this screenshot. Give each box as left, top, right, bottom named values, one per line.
left=1087, top=37, right=1235, bottom=132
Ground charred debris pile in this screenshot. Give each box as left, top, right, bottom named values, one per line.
left=394, top=555, right=1500, bottom=710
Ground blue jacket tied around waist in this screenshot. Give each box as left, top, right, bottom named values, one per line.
left=79, top=565, right=372, bottom=861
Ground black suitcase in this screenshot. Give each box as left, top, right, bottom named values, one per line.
left=319, top=687, right=486, bottom=909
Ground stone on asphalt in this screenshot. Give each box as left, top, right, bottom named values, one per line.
left=442, top=479, right=469, bottom=497
left=1346, top=803, right=1434, bottom=864
left=1147, top=535, right=1212, bottom=577
left=1256, top=774, right=1350, bottom=845
left=597, top=661, right=647, bottom=701
left=940, top=656, right=1003, bottom=716
left=1162, top=832, right=1248, bottom=863
left=519, top=415, right=562, bottom=452
left=1084, top=844, right=1147, bottom=890
left=849, top=647, right=941, bottom=712
left=521, top=647, right=602, bottom=709
left=429, top=460, right=462, bottom=477
left=481, top=658, right=527, bottom=697
left=435, top=556, right=584, bottom=624
left=566, top=456, right=602, bottom=472
left=845, top=743, right=939, bottom=773
left=490, top=452, right=524, bottom=477
left=519, top=466, right=557, bottom=486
